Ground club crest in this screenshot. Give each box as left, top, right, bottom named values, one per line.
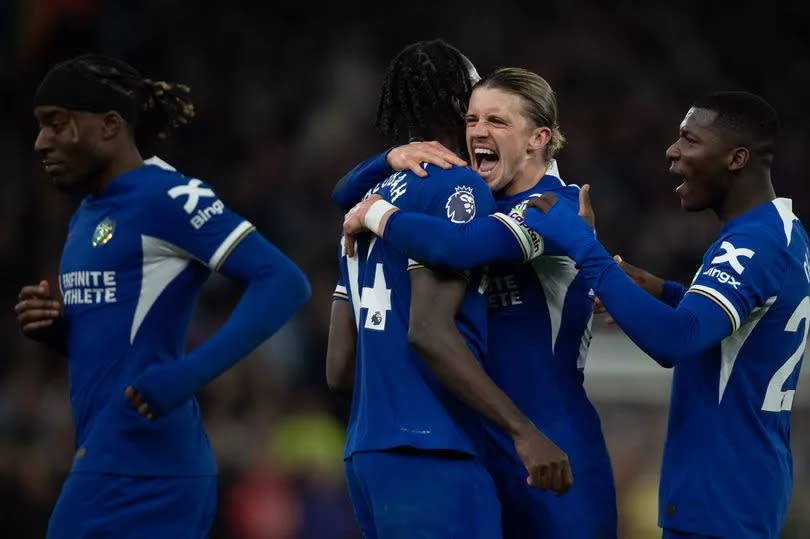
left=91, top=218, right=115, bottom=247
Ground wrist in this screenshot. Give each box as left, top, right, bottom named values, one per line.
left=364, top=199, right=398, bottom=236
left=507, top=416, right=535, bottom=439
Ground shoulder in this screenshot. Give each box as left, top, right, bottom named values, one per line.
left=719, top=202, right=795, bottom=256
left=546, top=184, right=581, bottom=206
left=710, top=220, right=788, bottom=279
left=136, top=157, right=217, bottom=205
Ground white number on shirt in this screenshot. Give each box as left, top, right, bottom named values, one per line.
left=344, top=237, right=392, bottom=331
left=762, top=296, right=810, bottom=412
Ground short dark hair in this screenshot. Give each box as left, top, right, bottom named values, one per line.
left=376, top=39, right=479, bottom=143
left=34, top=54, right=195, bottom=142
left=692, top=91, right=779, bottom=164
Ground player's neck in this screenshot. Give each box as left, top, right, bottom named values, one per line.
left=92, top=147, right=144, bottom=195
left=503, top=159, right=547, bottom=197
left=716, top=171, right=775, bottom=223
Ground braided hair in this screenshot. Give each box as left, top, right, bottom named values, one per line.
left=376, top=40, right=479, bottom=144
left=34, top=54, right=195, bottom=142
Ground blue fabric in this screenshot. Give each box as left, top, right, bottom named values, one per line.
left=662, top=280, right=688, bottom=307
left=384, top=211, right=525, bottom=269
left=47, top=473, right=217, bottom=539
left=661, top=530, right=716, bottom=539
left=133, top=231, right=311, bottom=414
left=523, top=205, right=731, bottom=366
left=338, top=164, right=497, bottom=458
left=345, top=450, right=501, bottom=539
left=487, top=448, right=617, bottom=539
left=336, top=155, right=617, bottom=536
left=526, top=197, right=810, bottom=537
left=60, top=159, right=309, bottom=477
left=332, top=150, right=394, bottom=211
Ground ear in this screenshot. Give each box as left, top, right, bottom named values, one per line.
left=101, top=111, right=126, bottom=141
left=528, top=126, right=552, bottom=153
left=727, top=146, right=750, bottom=172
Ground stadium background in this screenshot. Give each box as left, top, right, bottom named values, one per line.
left=2, top=1, right=809, bottom=537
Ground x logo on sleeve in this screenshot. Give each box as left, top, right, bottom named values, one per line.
left=168, top=179, right=215, bottom=214
left=711, top=241, right=755, bottom=274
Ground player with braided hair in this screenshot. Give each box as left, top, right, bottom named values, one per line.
left=335, top=65, right=617, bottom=537
left=327, top=40, right=570, bottom=538
left=17, top=54, right=311, bottom=537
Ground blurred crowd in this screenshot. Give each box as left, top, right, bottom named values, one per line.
left=1, top=1, right=809, bottom=537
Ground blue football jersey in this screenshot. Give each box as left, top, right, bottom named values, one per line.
left=59, top=156, right=254, bottom=476
left=335, top=164, right=497, bottom=458
left=484, top=164, right=611, bottom=475
left=660, top=198, right=810, bottom=537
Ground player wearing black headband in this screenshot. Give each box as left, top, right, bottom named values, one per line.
left=31, top=54, right=195, bottom=193
left=17, top=54, right=311, bottom=537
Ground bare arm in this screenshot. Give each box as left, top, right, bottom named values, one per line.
left=326, top=299, right=356, bottom=394
left=407, top=268, right=572, bottom=494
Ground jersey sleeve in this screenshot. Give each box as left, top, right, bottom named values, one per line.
left=378, top=166, right=542, bottom=270
left=384, top=212, right=530, bottom=270
left=334, top=271, right=350, bottom=302
left=142, top=168, right=255, bottom=272
left=519, top=187, right=588, bottom=258
left=687, top=229, right=786, bottom=332
left=332, top=150, right=394, bottom=211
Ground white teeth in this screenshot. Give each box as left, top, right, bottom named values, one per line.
left=474, top=148, right=496, bottom=157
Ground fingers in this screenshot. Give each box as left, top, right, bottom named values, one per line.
left=124, top=386, right=155, bottom=420
left=15, top=297, right=61, bottom=316
left=559, top=462, right=574, bottom=495
left=524, top=193, right=558, bottom=214
left=18, top=282, right=53, bottom=301
left=388, top=141, right=467, bottom=177
left=344, top=235, right=356, bottom=257
left=614, top=254, right=641, bottom=281
left=15, top=296, right=61, bottom=335
left=407, top=161, right=429, bottom=178
left=593, top=297, right=607, bottom=315
left=529, top=461, right=572, bottom=496
left=22, top=319, right=55, bottom=333
left=578, top=184, right=595, bottom=229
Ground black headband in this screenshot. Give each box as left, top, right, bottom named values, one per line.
left=32, top=62, right=139, bottom=123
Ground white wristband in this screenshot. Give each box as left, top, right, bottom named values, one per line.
left=364, top=199, right=397, bottom=235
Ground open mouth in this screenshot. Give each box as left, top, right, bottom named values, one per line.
left=473, top=148, right=499, bottom=179
left=670, top=168, right=688, bottom=197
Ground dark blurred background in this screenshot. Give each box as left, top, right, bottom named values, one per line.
left=2, top=1, right=809, bottom=537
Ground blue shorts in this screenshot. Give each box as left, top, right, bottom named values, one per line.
left=47, top=472, right=217, bottom=539
left=662, top=530, right=717, bottom=539
left=488, top=453, right=617, bottom=539
left=345, top=450, right=502, bottom=539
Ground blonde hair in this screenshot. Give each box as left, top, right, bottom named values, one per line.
left=478, top=67, right=566, bottom=160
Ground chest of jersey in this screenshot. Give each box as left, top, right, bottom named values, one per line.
left=60, top=201, right=144, bottom=313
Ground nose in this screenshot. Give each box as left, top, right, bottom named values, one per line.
left=34, top=128, right=52, bottom=156
left=467, top=120, right=487, bottom=139
left=665, top=140, right=679, bottom=161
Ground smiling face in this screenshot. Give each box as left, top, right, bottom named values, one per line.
left=465, top=87, right=539, bottom=194
left=666, top=107, right=735, bottom=212
left=34, top=106, right=108, bottom=193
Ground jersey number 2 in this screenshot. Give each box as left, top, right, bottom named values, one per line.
left=762, top=296, right=810, bottom=412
